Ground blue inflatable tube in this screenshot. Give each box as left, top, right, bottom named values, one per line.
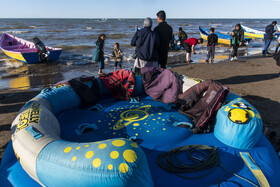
left=1, top=76, right=280, bottom=187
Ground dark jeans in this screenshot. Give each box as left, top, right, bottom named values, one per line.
left=232, top=44, right=239, bottom=57
left=158, top=52, right=168, bottom=69
left=99, top=55, right=104, bottom=69
left=263, top=39, right=272, bottom=55
left=207, top=46, right=215, bottom=60
left=114, top=61, right=122, bottom=67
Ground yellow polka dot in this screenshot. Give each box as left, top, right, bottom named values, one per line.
left=133, top=123, right=140, bottom=126
left=123, top=150, right=137, bottom=163
left=113, top=132, right=116, bottom=135
left=85, top=151, right=94, bottom=159
left=108, top=164, right=113, bottom=170
left=257, top=113, right=261, bottom=119
left=247, top=110, right=255, bottom=118
left=163, top=128, right=166, bottom=130
left=224, top=107, right=231, bottom=112
left=147, top=130, right=150, bottom=132
left=162, top=119, right=165, bottom=121
left=144, top=123, right=147, bottom=124
left=99, top=143, right=107, bottom=149
left=131, top=142, right=138, bottom=148
left=158, top=113, right=162, bottom=115
left=98, top=120, right=101, bottom=122
left=133, top=127, right=136, bottom=130
left=119, top=163, right=128, bottom=173
left=112, top=140, right=126, bottom=147
left=76, top=146, right=81, bottom=150
left=158, top=117, right=161, bottom=119
left=135, top=133, right=138, bottom=136
left=85, top=145, right=89, bottom=148
left=92, top=158, right=101, bottom=168
left=64, top=147, right=72, bottom=153
left=72, top=156, right=77, bottom=161
left=110, top=151, right=119, bottom=159
left=152, top=119, right=156, bottom=121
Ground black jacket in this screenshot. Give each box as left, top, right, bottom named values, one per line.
left=96, top=39, right=104, bottom=57
left=131, top=27, right=160, bottom=62
left=207, top=33, right=218, bottom=46
left=265, top=24, right=276, bottom=40
left=154, top=21, right=173, bottom=53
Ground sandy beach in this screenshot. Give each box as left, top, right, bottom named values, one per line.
left=1, top=55, right=280, bottom=163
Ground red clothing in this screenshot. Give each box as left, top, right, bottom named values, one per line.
left=184, top=38, right=198, bottom=46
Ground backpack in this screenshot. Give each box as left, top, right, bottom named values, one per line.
left=177, top=80, right=229, bottom=133
left=99, top=69, right=136, bottom=100
left=92, top=43, right=99, bottom=62
left=68, top=76, right=100, bottom=107
left=273, top=52, right=280, bottom=66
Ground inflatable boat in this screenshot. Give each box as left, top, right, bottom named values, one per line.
left=199, top=26, right=252, bottom=45
left=0, top=75, right=279, bottom=187
left=0, top=33, right=62, bottom=64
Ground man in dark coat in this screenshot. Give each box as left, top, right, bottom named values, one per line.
left=263, top=21, right=277, bottom=56
left=154, top=10, right=173, bottom=69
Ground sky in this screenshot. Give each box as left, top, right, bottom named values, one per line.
left=0, top=0, right=280, bottom=19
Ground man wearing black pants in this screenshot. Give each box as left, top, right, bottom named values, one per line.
left=154, top=10, right=173, bottom=68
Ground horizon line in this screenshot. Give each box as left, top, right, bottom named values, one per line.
left=0, top=17, right=279, bottom=20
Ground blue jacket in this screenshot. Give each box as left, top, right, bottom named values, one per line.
left=131, top=27, right=160, bottom=62
left=265, top=24, right=276, bottom=40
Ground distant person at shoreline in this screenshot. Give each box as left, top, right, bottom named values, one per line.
left=183, top=38, right=203, bottom=63
left=154, top=10, right=173, bottom=68
left=131, top=17, right=160, bottom=73
left=135, top=25, right=140, bottom=32
left=230, top=24, right=244, bottom=61
left=263, top=21, right=277, bottom=56
left=92, top=34, right=106, bottom=76
left=178, top=27, right=188, bottom=49
left=206, top=28, right=218, bottom=63
left=111, top=43, right=123, bottom=71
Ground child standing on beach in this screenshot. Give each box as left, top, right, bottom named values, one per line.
left=95, top=34, right=106, bottom=76
left=206, top=28, right=218, bottom=63
left=111, top=43, right=123, bottom=71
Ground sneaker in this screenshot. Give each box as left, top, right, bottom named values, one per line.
left=189, top=60, right=193, bottom=63
left=206, top=60, right=209, bottom=63
left=230, top=57, right=234, bottom=61
left=234, top=56, right=238, bottom=60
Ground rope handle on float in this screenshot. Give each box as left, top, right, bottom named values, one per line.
left=157, top=145, right=259, bottom=187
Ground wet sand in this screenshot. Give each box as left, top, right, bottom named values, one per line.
left=1, top=55, right=280, bottom=163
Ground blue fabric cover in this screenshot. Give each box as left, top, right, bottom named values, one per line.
left=214, top=95, right=263, bottom=149
left=36, top=84, right=81, bottom=114
left=1, top=93, right=280, bottom=187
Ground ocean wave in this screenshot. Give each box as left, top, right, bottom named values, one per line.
left=85, top=27, right=93, bottom=30
left=56, top=45, right=93, bottom=50
left=180, top=24, right=193, bottom=27
left=48, top=29, right=67, bottom=33
left=30, top=25, right=39, bottom=29
left=4, top=60, right=24, bottom=69
left=0, top=30, right=31, bottom=34
left=106, top=33, right=130, bottom=39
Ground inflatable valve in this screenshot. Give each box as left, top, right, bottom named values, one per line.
left=228, top=108, right=249, bottom=124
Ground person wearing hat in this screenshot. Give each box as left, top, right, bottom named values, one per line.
left=131, top=17, right=160, bottom=73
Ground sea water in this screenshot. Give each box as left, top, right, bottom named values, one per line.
left=0, top=18, right=278, bottom=90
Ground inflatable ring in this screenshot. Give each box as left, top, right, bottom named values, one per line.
left=11, top=82, right=153, bottom=187
left=2, top=76, right=280, bottom=186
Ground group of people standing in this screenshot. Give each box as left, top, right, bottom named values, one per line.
left=93, top=15, right=280, bottom=76
left=131, top=10, right=173, bottom=71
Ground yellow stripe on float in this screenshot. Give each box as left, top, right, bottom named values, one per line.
left=240, top=152, right=270, bottom=187
left=2, top=49, right=26, bottom=62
